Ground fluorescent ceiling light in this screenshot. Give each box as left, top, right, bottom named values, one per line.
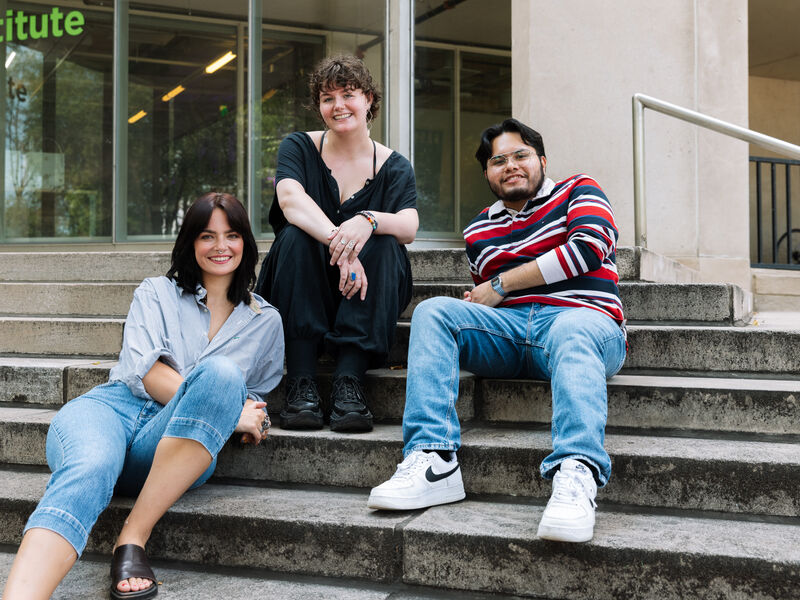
left=5, top=51, right=16, bottom=68
left=161, top=85, right=185, bottom=102
left=128, top=110, right=147, bottom=124
left=205, top=51, right=236, bottom=74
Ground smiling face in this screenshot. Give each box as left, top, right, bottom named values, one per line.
left=318, top=86, right=372, bottom=133
left=484, top=131, right=547, bottom=210
left=193, top=208, right=243, bottom=286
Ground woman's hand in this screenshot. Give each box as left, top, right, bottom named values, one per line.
left=237, top=398, right=269, bottom=445
left=328, top=215, right=373, bottom=266
left=338, top=257, right=368, bottom=301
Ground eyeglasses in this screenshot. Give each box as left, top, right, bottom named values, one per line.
left=487, top=148, right=535, bottom=168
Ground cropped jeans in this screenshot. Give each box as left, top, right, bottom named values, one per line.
left=402, top=297, right=626, bottom=486
left=24, top=356, right=246, bottom=555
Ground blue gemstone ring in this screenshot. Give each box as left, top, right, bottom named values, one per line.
left=351, top=272, right=356, bottom=281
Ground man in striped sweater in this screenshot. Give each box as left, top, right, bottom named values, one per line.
left=368, top=118, right=626, bottom=543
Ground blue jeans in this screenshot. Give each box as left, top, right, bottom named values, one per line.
left=24, top=356, right=246, bottom=555
left=402, top=297, right=626, bottom=486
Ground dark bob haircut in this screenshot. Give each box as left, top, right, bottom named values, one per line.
left=166, top=192, right=258, bottom=306
left=475, top=118, right=546, bottom=170
left=308, top=54, right=382, bottom=123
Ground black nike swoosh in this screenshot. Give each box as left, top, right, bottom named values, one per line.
left=425, top=464, right=459, bottom=483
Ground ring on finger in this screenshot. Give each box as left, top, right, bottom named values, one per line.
left=347, top=240, right=355, bottom=248
left=340, top=239, right=347, bottom=245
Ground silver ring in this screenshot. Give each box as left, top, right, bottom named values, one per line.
left=340, top=239, right=347, bottom=245
left=347, top=240, right=355, bottom=248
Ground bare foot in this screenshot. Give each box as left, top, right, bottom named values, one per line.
left=116, top=575, right=154, bottom=593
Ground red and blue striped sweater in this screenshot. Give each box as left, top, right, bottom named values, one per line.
left=463, top=174, right=625, bottom=325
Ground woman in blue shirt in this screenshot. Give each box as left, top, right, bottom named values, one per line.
left=3, top=193, right=284, bottom=600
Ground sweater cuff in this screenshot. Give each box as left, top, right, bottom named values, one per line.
left=536, top=249, right=568, bottom=285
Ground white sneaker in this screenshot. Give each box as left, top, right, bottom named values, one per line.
left=367, top=450, right=466, bottom=510
left=536, top=458, right=598, bottom=542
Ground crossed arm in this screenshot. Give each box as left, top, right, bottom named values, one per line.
left=277, top=178, right=418, bottom=300
left=465, top=259, right=546, bottom=307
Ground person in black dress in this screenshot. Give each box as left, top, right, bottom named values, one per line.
left=257, top=55, right=418, bottom=433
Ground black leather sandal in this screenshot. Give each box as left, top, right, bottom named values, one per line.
left=110, top=544, right=158, bottom=599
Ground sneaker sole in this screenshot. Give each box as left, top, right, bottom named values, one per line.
left=367, top=486, right=466, bottom=510
left=536, top=522, right=593, bottom=543
left=280, top=409, right=324, bottom=430
left=329, top=411, right=373, bottom=433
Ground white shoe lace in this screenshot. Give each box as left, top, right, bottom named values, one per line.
left=551, top=470, right=597, bottom=509
left=390, top=451, right=431, bottom=482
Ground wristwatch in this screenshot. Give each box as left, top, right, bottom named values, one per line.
left=490, top=275, right=507, bottom=297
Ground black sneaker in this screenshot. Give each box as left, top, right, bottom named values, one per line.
left=329, top=375, right=373, bottom=433
left=280, top=377, right=324, bottom=430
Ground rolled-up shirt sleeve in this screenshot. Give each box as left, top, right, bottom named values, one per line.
left=117, top=280, right=180, bottom=399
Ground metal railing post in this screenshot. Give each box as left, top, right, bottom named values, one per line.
left=248, top=0, right=262, bottom=220
left=632, top=95, right=647, bottom=247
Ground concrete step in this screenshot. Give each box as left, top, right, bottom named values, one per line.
left=4, top=316, right=799, bottom=372
left=389, top=322, right=800, bottom=374
left=480, top=373, right=800, bottom=435
left=2, top=358, right=798, bottom=435
left=3, top=410, right=797, bottom=515
left=402, top=281, right=752, bottom=324
left=0, top=279, right=752, bottom=325
left=400, top=500, right=799, bottom=599
left=0, top=316, right=123, bottom=356
left=0, top=246, right=697, bottom=284
left=0, top=468, right=796, bottom=599
left=752, top=267, right=800, bottom=311
left=0, top=548, right=516, bottom=600
left=0, top=282, right=137, bottom=317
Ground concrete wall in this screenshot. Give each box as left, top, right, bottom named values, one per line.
left=512, top=0, right=750, bottom=289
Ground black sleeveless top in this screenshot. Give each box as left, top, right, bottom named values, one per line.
left=268, top=132, right=417, bottom=236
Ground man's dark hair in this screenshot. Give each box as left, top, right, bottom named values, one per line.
left=475, top=118, right=546, bottom=170
left=167, top=192, right=258, bottom=306
left=308, top=54, right=382, bottom=123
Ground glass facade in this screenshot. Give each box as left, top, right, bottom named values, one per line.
left=2, top=2, right=113, bottom=242
left=414, top=0, right=511, bottom=235
left=0, top=0, right=510, bottom=244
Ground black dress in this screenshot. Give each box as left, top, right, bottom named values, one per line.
left=256, top=132, right=416, bottom=370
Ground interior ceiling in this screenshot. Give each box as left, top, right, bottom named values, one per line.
left=749, top=0, right=800, bottom=81
left=127, top=0, right=510, bottom=48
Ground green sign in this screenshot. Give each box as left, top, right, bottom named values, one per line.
left=0, top=8, right=84, bottom=42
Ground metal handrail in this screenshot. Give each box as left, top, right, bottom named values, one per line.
left=632, top=93, right=800, bottom=247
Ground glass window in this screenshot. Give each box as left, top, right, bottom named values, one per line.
left=415, top=46, right=454, bottom=233
left=459, top=51, right=511, bottom=229
left=414, top=0, right=511, bottom=236
left=257, top=0, right=385, bottom=235
left=126, top=11, right=245, bottom=239
left=257, top=30, right=324, bottom=235
left=2, top=3, right=113, bottom=241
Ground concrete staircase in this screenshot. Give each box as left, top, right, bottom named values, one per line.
left=1, top=247, right=799, bottom=599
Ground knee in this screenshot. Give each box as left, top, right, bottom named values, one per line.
left=546, top=309, right=623, bottom=369
left=46, top=425, right=121, bottom=495
left=360, top=235, right=400, bottom=268
left=190, top=356, right=245, bottom=391
left=412, top=296, right=460, bottom=326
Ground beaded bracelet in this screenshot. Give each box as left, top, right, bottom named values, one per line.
left=357, top=210, right=379, bottom=231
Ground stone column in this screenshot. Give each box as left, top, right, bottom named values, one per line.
left=512, top=0, right=750, bottom=289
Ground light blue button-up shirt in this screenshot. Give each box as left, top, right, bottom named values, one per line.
left=108, top=276, right=284, bottom=404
